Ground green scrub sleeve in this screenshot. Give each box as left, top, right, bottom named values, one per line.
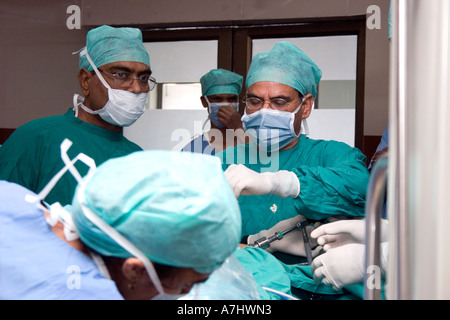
left=292, top=150, right=369, bottom=220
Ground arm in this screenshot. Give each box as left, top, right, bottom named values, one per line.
left=292, top=144, right=369, bottom=220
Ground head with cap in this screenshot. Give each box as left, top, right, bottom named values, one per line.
left=199, top=69, right=244, bottom=129
left=200, top=69, right=243, bottom=97
left=79, top=25, right=150, bottom=71
left=70, top=150, right=241, bottom=299
left=243, top=42, right=322, bottom=150
left=246, top=41, right=322, bottom=100
left=76, top=25, right=152, bottom=129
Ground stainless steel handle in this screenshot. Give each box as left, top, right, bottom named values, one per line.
left=364, top=153, right=388, bottom=300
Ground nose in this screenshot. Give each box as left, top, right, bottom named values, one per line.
left=128, top=78, right=146, bottom=94
left=261, top=100, right=272, bottom=109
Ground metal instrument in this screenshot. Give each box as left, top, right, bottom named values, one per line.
left=251, top=218, right=313, bottom=264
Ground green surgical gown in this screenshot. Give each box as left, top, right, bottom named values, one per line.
left=217, top=135, right=369, bottom=236
left=0, top=109, right=142, bottom=206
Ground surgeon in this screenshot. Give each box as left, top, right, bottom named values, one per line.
left=219, top=42, right=370, bottom=250
left=0, top=25, right=153, bottom=206
left=182, top=68, right=249, bottom=155
left=0, top=146, right=241, bottom=300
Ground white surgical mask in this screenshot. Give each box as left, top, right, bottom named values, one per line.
left=241, top=98, right=305, bottom=152
left=75, top=48, right=148, bottom=127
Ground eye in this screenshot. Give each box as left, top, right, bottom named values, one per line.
left=115, top=72, right=129, bottom=79
left=271, top=98, right=289, bottom=108
left=138, top=74, right=151, bottom=82
left=247, top=98, right=262, bottom=106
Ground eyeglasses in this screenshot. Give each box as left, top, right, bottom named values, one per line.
left=98, top=69, right=157, bottom=91
left=243, top=96, right=296, bottom=110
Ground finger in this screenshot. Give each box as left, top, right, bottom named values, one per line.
left=224, top=165, right=243, bottom=197
left=323, top=243, right=336, bottom=251
left=312, top=220, right=356, bottom=238
left=310, top=255, right=323, bottom=273
left=311, top=245, right=322, bottom=258
left=312, top=266, right=325, bottom=283
left=310, top=224, right=327, bottom=239
left=316, top=234, right=338, bottom=246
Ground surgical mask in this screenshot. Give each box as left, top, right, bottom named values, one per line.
left=205, top=96, right=239, bottom=129
left=241, top=98, right=305, bottom=152
left=25, top=138, right=182, bottom=300
left=75, top=48, right=148, bottom=127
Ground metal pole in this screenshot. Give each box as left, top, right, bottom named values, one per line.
left=364, top=154, right=388, bottom=300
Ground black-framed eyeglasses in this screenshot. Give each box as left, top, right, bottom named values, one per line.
left=98, top=69, right=157, bottom=91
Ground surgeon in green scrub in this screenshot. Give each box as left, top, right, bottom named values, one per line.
left=219, top=41, right=369, bottom=241
left=0, top=25, right=154, bottom=205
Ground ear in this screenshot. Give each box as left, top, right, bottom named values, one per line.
left=200, top=96, right=209, bottom=110
left=78, top=68, right=93, bottom=97
left=121, top=258, right=147, bottom=282
left=301, top=94, right=314, bottom=119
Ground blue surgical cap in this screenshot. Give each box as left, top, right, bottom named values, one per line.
left=79, top=25, right=150, bottom=71
left=246, top=42, right=322, bottom=99
left=70, top=151, right=241, bottom=274
left=200, top=69, right=244, bottom=96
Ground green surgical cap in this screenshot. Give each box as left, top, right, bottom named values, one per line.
left=200, top=69, right=243, bottom=96
left=71, top=151, right=241, bottom=274
left=79, top=25, right=150, bottom=71
left=246, top=42, right=322, bottom=99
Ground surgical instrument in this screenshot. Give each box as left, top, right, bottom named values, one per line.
left=251, top=223, right=299, bottom=250
left=298, top=219, right=313, bottom=265
left=251, top=218, right=314, bottom=265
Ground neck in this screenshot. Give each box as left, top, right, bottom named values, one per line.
left=76, top=105, right=122, bottom=133
left=280, top=136, right=300, bottom=151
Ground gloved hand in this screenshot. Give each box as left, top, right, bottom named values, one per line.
left=311, top=243, right=365, bottom=291
left=311, top=242, right=389, bottom=291
left=247, top=215, right=321, bottom=257
left=224, top=164, right=300, bottom=198
left=310, top=218, right=389, bottom=251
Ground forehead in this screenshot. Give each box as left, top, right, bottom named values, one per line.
left=207, top=94, right=237, bottom=100
left=100, top=61, right=151, bottom=73
left=247, top=81, right=297, bottom=97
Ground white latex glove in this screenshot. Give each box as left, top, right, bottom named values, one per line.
left=311, top=243, right=365, bottom=291
left=311, top=242, right=389, bottom=291
left=224, top=164, right=300, bottom=198
left=310, top=219, right=389, bottom=251
left=247, top=215, right=321, bottom=257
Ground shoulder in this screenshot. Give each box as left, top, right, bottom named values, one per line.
left=302, top=136, right=362, bottom=154
left=5, top=113, right=69, bottom=143
left=122, top=137, right=143, bottom=151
